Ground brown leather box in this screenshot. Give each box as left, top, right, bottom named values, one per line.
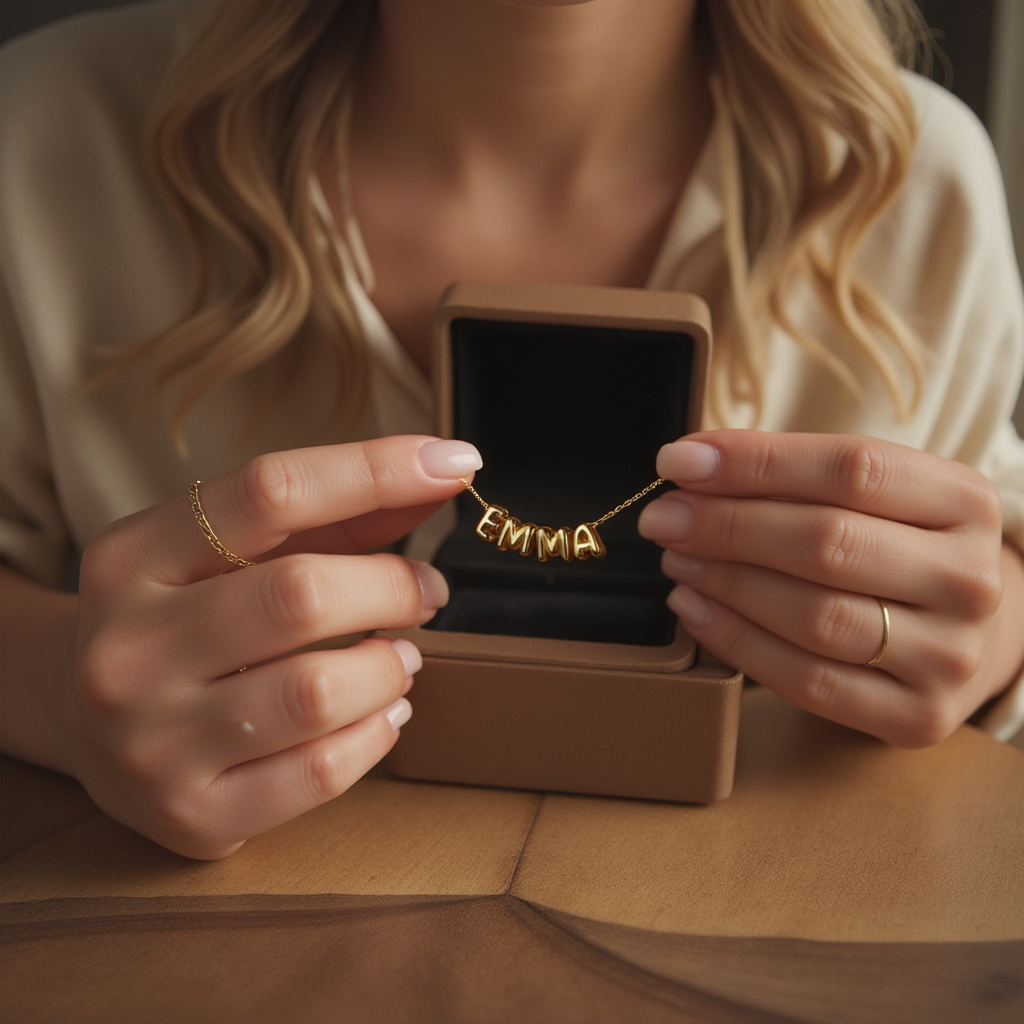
left=388, top=282, right=743, bottom=803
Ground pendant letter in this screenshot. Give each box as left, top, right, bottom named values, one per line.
left=497, top=516, right=536, bottom=557
left=572, top=523, right=606, bottom=561
left=536, top=525, right=572, bottom=563
left=476, top=505, right=508, bottom=543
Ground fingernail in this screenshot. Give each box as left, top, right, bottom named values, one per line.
left=667, top=585, right=713, bottom=628
left=391, top=638, right=422, bottom=678
left=386, top=697, right=413, bottom=732
left=411, top=560, right=449, bottom=611
left=657, top=440, right=720, bottom=483
left=419, top=439, right=483, bottom=479
left=662, top=550, right=702, bottom=583
left=637, top=496, right=693, bottom=543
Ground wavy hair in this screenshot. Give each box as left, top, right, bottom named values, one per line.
left=134, top=0, right=929, bottom=441
left=704, top=0, right=928, bottom=423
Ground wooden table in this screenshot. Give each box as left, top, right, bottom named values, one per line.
left=2, top=687, right=1022, bottom=1024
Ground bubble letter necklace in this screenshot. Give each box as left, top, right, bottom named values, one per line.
left=459, top=477, right=665, bottom=563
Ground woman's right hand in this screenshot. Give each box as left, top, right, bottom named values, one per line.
left=62, top=435, right=480, bottom=859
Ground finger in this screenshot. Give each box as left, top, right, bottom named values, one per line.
left=144, top=436, right=481, bottom=584
left=661, top=550, right=921, bottom=674
left=201, top=637, right=419, bottom=765
left=640, top=488, right=965, bottom=608
left=656, top=431, right=1002, bottom=532
left=663, top=585, right=944, bottom=746
left=199, top=696, right=412, bottom=852
left=268, top=501, right=451, bottom=558
left=165, top=552, right=448, bottom=678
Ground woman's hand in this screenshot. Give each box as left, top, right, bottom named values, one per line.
left=56, top=435, right=480, bottom=858
left=638, top=430, right=1024, bottom=746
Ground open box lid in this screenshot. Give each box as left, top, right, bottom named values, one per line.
left=424, top=281, right=711, bottom=655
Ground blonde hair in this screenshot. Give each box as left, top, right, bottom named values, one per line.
left=137, top=0, right=928, bottom=440
left=139, top=0, right=376, bottom=442
left=705, top=0, right=928, bottom=423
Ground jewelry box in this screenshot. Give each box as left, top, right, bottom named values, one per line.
left=387, top=282, right=743, bottom=803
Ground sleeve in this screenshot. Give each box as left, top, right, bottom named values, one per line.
left=0, top=35, right=80, bottom=589
left=0, top=272, right=77, bottom=589
left=0, top=4, right=192, bottom=590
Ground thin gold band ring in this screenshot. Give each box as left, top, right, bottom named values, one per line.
left=864, top=597, right=891, bottom=668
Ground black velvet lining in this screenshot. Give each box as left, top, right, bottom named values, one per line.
left=428, top=317, right=694, bottom=646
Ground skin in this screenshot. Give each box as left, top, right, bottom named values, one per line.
left=638, top=434, right=1024, bottom=747
left=2, top=0, right=1022, bottom=857
left=0, top=437, right=479, bottom=858
left=321, top=0, right=711, bottom=372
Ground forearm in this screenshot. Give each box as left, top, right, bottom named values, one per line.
left=0, top=565, right=79, bottom=775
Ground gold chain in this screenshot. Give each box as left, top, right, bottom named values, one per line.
left=461, top=479, right=495, bottom=510
left=593, top=478, right=666, bottom=525
left=189, top=481, right=256, bottom=568
left=459, top=477, right=665, bottom=525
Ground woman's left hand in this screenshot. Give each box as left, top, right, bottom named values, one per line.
left=637, top=430, right=1024, bottom=746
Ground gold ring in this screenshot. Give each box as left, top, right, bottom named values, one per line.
left=189, top=481, right=255, bottom=568
left=864, top=597, right=890, bottom=667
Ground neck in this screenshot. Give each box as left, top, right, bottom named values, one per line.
left=357, top=0, right=709, bottom=189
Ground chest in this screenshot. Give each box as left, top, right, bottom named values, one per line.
left=323, top=163, right=687, bottom=377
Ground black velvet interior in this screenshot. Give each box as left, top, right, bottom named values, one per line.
left=427, top=317, right=695, bottom=646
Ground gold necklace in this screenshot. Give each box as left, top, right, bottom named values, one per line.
left=459, top=477, right=665, bottom=563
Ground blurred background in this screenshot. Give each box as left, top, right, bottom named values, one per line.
left=2, top=0, right=1022, bottom=430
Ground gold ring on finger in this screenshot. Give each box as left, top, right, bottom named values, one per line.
left=863, top=597, right=891, bottom=668
left=189, top=481, right=255, bottom=568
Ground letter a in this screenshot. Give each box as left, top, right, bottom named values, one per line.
left=572, top=523, right=606, bottom=560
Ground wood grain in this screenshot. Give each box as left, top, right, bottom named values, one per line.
left=510, top=688, right=1024, bottom=941
left=0, top=771, right=540, bottom=901
left=3, top=686, right=1023, bottom=1024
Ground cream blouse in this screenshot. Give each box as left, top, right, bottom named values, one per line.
left=2, top=0, right=1023, bottom=737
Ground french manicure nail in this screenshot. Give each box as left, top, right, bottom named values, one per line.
left=386, top=697, right=413, bottom=732
left=419, top=439, right=483, bottom=479
left=657, top=441, right=721, bottom=484
left=667, top=585, right=713, bottom=628
left=637, top=496, right=693, bottom=543
left=411, top=560, right=450, bottom=611
left=391, top=638, right=423, bottom=678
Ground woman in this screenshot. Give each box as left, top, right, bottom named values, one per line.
left=1, top=0, right=1022, bottom=858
